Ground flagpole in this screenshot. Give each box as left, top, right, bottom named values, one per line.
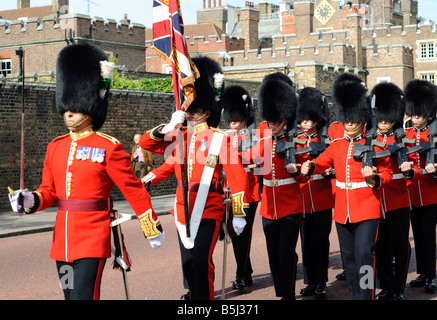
left=16, top=47, right=25, bottom=190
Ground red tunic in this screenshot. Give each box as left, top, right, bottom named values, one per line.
left=405, top=125, right=437, bottom=207
left=312, top=134, right=393, bottom=224
left=34, top=127, right=159, bottom=262
left=375, top=132, right=417, bottom=213
left=140, top=122, right=249, bottom=224
left=228, top=129, right=261, bottom=203
left=298, top=132, right=334, bottom=214
left=241, top=122, right=309, bottom=220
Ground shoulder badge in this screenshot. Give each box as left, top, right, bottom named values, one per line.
left=96, top=132, right=120, bottom=144
left=51, top=133, right=70, bottom=143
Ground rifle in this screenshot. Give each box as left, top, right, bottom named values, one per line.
left=387, top=126, right=422, bottom=169
left=238, top=121, right=260, bottom=153
left=308, top=118, right=331, bottom=158
left=353, top=101, right=390, bottom=168
left=419, top=116, right=437, bottom=167
left=276, top=120, right=312, bottom=169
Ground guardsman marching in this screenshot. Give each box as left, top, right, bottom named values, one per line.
left=301, top=73, right=393, bottom=300
left=296, top=87, right=334, bottom=300
left=140, top=56, right=250, bottom=300
left=371, top=82, right=417, bottom=300
left=242, top=72, right=309, bottom=300
left=404, top=79, right=437, bottom=294
left=8, top=43, right=164, bottom=300
left=222, top=85, right=261, bottom=291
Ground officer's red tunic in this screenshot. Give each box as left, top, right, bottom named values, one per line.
left=34, top=127, right=159, bottom=262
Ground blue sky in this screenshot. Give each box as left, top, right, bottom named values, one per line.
left=0, top=0, right=435, bottom=28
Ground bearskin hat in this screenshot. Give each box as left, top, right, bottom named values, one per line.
left=404, top=79, right=437, bottom=118
left=332, top=73, right=370, bottom=123
left=370, top=82, right=405, bottom=126
left=258, top=72, right=297, bottom=123
left=56, top=43, right=109, bottom=131
left=187, top=56, right=224, bottom=127
left=222, top=85, right=254, bottom=127
left=296, top=87, right=329, bottom=130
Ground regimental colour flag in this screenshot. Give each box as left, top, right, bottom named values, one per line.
left=152, top=0, right=199, bottom=111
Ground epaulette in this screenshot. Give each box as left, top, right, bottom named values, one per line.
left=211, top=127, right=228, bottom=136
left=51, top=133, right=70, bottom=143
left=96, top=132, right=120, bottom=144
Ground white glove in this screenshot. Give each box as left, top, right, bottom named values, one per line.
left=149, top=231, right=165, bottom=249
left=8, top=189, right=34, bottom=213
left=232, top=217, right=247, bottom=236
left=167, top=110, right=186, bottom=131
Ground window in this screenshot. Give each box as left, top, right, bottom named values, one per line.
left=419, top=73, right=436, bottom=84
left=418, top=41, right=436, bottom=60
left=0, top=59, right=11, bottom=77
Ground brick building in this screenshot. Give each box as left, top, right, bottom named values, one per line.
left=146, top=0, right=437, bottom=95
left=0, top=0, right=146, bottom=83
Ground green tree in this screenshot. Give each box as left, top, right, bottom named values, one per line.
left=109, top=58, right=172, bottom=93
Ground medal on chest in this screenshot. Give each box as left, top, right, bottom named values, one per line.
left=91, top=148, right=105, bottom=163
left=76, top=146, right=91, bottom=160
left=200, top=139, right=207, bottom=151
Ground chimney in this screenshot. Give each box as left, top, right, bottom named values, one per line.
left=240, top=6, right=260, bottom=52
left=52, top=0, right=70, bottom=13
left=17, top=0, right=30, bottom=9
left=293, top=1, right=314, bottom=36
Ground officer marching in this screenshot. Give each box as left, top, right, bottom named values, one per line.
left=242, top=72, right=309, bottom=299
left=140, top=56, right=250, bottom=300
left=222, top=85, right=261, bottom=291
left=8, top=43, right=164, bottom=300
left=371, top=82, right=418, bottom=300
left=301, top=73, right=393, bottom=300
left=404, top=79, right=437, bottom=294
left=296, top=87, right=334, bottom=300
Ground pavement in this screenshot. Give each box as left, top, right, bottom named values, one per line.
left=0, top=194, right=175, bottom=238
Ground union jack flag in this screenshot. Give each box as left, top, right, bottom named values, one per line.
left=153, top=0, right=199, bottom=111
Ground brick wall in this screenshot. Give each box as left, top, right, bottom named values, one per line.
left=0, top=83, right=176, bottom=210
left=0, top=13, right=146, bottom=81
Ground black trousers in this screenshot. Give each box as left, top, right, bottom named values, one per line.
left=411, top=203, right=437, bottom=278
left=375, top=207, right=411, bottom=292
left=336, top=219, right=379, bottom=300
left=231, top=201, right=258, bottom=279
left=262, top=214, right=301, bottom=298
left=301, top=209, right=332, bottom=285
left=56, top=258, right=106, bottom=300
left=178, top=219, right=221, bottom=300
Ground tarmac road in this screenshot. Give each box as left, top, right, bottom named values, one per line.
left=0, top=196, right=435, bottom=302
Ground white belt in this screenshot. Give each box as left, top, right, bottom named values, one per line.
left=336, top=180, right=368, bottom=190
left=310, top=174, right=325, bottom=181
left=392, top=173, right=405, bottom=180
left=263, top=177, right=296, bottom=187
left=176, top=131, right=224, bottom=249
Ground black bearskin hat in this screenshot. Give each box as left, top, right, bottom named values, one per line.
left=296, top=87, right=329, bottom=129
left=332, top=73, right=370, bottom=123
left=56, top=43, right=110, bottom=131
left=258, top=72, right=297, bottom=123
left=370, top=82, right=405, bottom=126
left=404, top=79, right=437, bottom=118
left=187, top=56, right=224, bottom=127
left=222, top=85, right=254, bottom=127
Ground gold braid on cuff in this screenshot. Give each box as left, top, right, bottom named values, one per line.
left=232, top=191, right=249, bottom=217
left=138, top=209, right=161, bottom=239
